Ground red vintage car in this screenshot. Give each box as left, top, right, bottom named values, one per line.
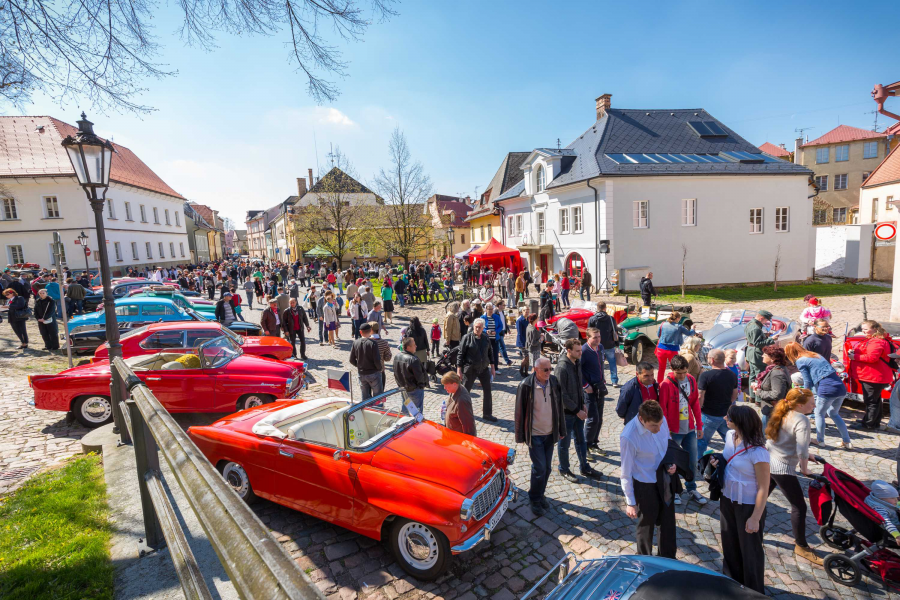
left=188, top=389, right=516, bottom=580
left=546, top=303, right=629, bottom=339
left=30, top=336, right=306, bottom=427
left=92, top=322, right=293, bottom=362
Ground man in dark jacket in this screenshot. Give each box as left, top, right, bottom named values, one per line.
left=579, top=267, right=592, bottom=301
left=587, top=302, right=620, bottom=387
left=639, top=272, right=657, bottom=307
left=581, top=327, right=609, bottom=455
left=616, top=362, right=658, bottom=423
left=215, top=291, right=237, bottom=327
left=282, top=298, right=311, bottom=359
left=555, top=339, right=602, bottom=481
left=515, top=356, right=566, bottom=516
left=802, top=318, right=833, bottom=359
left=349, top=323, right=384, bottom=400
left=393, top=337, right=427, bottom=414
left=260, top=300, right=281, bottom=337
left=456, top=319, right=496, bottom=422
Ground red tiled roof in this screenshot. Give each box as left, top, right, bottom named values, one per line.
left=759, top=142, right=790, bottom=157
left=0, top=116, right=184, bottom=199
left=862, top=143, right=900, bottom=188
left=433, top=195, right=472, bottom=227
left=801, top=124, right=885, bottom=147
left=188, top=203, right=220, bottom=230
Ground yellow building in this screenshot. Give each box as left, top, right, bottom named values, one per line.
left=466, top=152, right=529, bottom=248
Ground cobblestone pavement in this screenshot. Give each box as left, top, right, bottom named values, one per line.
left=1, top=285, right=898, bottom=599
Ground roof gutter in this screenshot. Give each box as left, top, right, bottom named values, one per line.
left=586, top=178, right=600, bottom=284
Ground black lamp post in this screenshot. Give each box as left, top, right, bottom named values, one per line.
left=77, top=230, right=90, bottom=273
left=61, top=114, right=118, bottom=361
left=446, top=226, right=455, bottom=281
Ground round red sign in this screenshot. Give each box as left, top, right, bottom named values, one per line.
left=875, top=222, right=897, bottom=241
left=85, top=248, right=92, bottom=256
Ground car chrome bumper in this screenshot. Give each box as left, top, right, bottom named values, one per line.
left=451, top=485, right=517, bottom=553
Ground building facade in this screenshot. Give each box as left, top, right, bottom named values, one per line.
left=466, top=152, right=528, bottom=248
left=424, top=194, right=472, bottom=257
left=0, top=116, right=189, bottom=275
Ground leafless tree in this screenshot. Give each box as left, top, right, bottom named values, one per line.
left=681, top=244, right=687, bottom=298
left=293, top=147, right=371, bottom=268
left=223, top=217, right=236, bottom=231
left=0, top=0, right=396, bottom=112
left=773, top=244, right=781, bottom=291
left=373, top=127, right=434, bottom=266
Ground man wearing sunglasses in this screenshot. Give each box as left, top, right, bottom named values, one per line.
left=515, top=356, right=566, bottom=517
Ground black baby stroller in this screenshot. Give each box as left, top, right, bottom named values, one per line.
left=426, top=345, right=459, bottom=384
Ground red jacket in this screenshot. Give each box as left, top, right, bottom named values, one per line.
left=850, top=337, right=894, bottom=384
left=659, top=373, right=701, bottom=434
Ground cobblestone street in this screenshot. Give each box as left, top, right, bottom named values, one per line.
left=2, top=286, right=899, bottom=599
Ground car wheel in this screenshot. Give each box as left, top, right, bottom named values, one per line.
left=389, top=518, right=450, bottom=581
left=824, top=553, right=861, bottom=587
left=73, top=395, right=114, bottom=428
left=630, top=340, right=648, bottom=365
left=238, top=394, right=274, bottom=411
left=219, top=461, right=258, bottom=505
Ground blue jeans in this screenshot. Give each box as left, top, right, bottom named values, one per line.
left=579, top=288, right=590, bottom=301
left=601, top=347, right=618, bottom=384
left=528, top=434, right=555, bottom=502
left=559, top=414, right=588, bottom=474
left=697, top=413, right=730, bottom=457
left=670, top=430, right=698, bottom=492
left=358, top=372, right=383, bottom=401
left=498, top=338, right=511, bottom=364
left=561, top=289, right=570, bottom=307
left=816, top=393, right=850, bottom=444
left=403, top=388, right=425, bottom=416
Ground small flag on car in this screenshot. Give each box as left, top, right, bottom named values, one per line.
left=327, top=369, right=350, bottom=392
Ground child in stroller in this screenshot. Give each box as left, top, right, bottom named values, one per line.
left=810, top=459, right=900, bottom=590
left=426, top=345, right=459, bottom=385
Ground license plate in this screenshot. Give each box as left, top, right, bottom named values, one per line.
left=487, top=497, right=509, bottom=531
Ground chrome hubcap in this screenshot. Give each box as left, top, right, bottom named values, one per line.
left=82, top=396, right=111, bottom=423
left=244, top=396, right=264, bottom=408
left=222, top=463, right=249, bottom=498
left=398, top=522, right=439, bottom=569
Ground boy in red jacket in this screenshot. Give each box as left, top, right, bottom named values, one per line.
left=658, top=355, right=706, bottom=506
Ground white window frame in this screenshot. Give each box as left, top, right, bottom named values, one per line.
left=131, top=241, right=139, bottom=260
left=515, top=214, right=524, bottom=236
left=169, top=242, right=175, bottom=257
left=7, top=244, right=24, bottom=264
left=146, top=242, right=153, bottom=259
left=815, top=175, right=828, bottom=191
left=107, top=198, right=116, bottom=219
left=43, top=196, right=60, bottom=218
left=775, top=207, right=789, bottom=232
left=125, top=202, right=133, bottom=221
left=888, top=196, right=895, bottom=211
left=863, top=141, right=879, bottom=159
left=835, top=144, right=850, bottom=162
left=165, top=209, right=170, bottom=225
left=559, top=208, right=570, bottom=234
left=140, top=205, right=147, bottom=222
left=633, top=200, right=649, bottom=229
left=2, top=198, right=18, bottom=220
left=179, top=242, right=185, bottom=257
left=815, top=147, right=829, bottom=164
left=681, top=198, right=697, bottom=226
left=834, top=174, right=848, bottom=190
left=537, top=212, right=546, bottom=236
left=832, top=207, right=847, bottom=223
left=507, top=215, right=515, bottom=236
left=153, top=207, right=159, bottom=224
left=749, top=208, right=763, bottom=234
left=114, top=242, right=122, bottom=261
left=158, top=241, right=164, bottom=257
left=573, top=206, right=583, bottom=233
left=536, top=165, right=545, bottom=193
left=175, top=211, right=181, bottom=227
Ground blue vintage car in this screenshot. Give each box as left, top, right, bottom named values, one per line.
left=63, top=297, right=262, bottom=352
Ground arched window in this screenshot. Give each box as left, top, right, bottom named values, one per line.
left=536, top=165, right=545, bottom=193
left=565, top=252, right=584, bottom=278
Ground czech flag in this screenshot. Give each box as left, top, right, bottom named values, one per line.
left=327, top=369, right=350, bottom=392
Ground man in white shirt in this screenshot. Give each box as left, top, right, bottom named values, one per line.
left=620, top=400, right=677, bottom=558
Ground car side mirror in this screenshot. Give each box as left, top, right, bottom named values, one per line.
left=333, top=450, right=348, bottom=461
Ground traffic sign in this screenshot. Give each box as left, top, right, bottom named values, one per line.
left=74, top=239, right=80, bottom=245
left=85, top=248, right=92, bottom=256
left=875, top=222, right=896, bottom=241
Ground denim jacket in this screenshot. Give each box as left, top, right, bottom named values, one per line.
left=657, top=322, right=692, bottom=351
left=796, top=355, right=836, bottom=392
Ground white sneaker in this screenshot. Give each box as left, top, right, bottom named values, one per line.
left=687, top=490, right=708, bottom=505
left=674, top=494, right=681, bottom=505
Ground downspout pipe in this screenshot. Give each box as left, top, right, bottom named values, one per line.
left=586, top=178, right=600, bottom=288
left=495, top=202, right=506, bottom=246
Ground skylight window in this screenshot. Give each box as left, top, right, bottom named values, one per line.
left=688, top=121, right=729, bottom=138
left=628, top=154, right=658, bottom=163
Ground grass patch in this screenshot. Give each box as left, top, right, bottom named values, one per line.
left=652, top=282, right=889, bottom=305
left=0, top=455, right=114, bottom=600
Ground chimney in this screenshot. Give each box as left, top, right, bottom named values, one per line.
left=308, top=168, right=314, bottom=187
left=596, top=94, right=612, bottom=120
left=793, top=137, right=803, bottom=164
left=297, top=177, right=307, bottom=197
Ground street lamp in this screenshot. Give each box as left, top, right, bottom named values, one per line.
left=446, top=226, right=455, bottom=281
left=61, top=114, right=119, bottom=362
left=77, top=231, right=90, bottom=273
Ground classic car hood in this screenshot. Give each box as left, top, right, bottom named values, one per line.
left=621, top=315, right=656, bottom=329
left=549, top=308, right=593, bottom=324
left=221, top=355, right=294, bottom=377
left=58, top=360, right=111, bottom=376
left=242, top=336, right=290, bottom=350
left=371, top=422, right=496, bottom=495
left=701, top=323, right=746, bottom=348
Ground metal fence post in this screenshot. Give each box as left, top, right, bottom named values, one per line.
left=111, top=367, right=132, bottom=445
left=126, top=397, right=165, bottom=551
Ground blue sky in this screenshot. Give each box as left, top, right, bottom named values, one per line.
left=18, top=0, right=898, bottom=226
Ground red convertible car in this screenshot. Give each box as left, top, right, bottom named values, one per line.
left=30, top=336, right=305, bottom=427
left=92, top=322, right=294, bottom=362
left=188, top=389, right=516, bottom=580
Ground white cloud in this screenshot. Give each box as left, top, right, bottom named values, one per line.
left=321, top=107, right=355, bottom=126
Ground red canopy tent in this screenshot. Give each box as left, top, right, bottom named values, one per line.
left=467, top=238, right=524, bottom=275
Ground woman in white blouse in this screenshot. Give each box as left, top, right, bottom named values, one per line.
left=710, top=405, right=770, bottom=594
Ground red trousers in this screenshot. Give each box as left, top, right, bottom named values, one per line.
left=655, top=347, right=679, bottom=383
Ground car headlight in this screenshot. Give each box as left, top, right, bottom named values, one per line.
left=506, top=448, right=516, bottom=466
left=460, top=498, right=474, bottom=521
left=285, top=378, right=293, bottom=389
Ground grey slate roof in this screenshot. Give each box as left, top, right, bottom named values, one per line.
left=496, top=180, right=525, bottom=201
left=503, top=109, right=812, bottom=196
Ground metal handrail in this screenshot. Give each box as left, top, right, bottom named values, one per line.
left=112, top=357, right=323, bottom=600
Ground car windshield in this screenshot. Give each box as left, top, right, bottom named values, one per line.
left=345, top=389, right=418, bottom=450
left=119, top=325, right=150, bottom=340
left=715, top=310, right=751, bottom=326
left=198, top=336, right=242, bottom=368
left=220, top=327, right=244, bottom=345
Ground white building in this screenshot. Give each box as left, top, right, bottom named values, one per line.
left=497, top=95, right=816, bottom=291
left=0, top=116, right=189, bottom=274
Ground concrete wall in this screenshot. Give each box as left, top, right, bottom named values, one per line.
left=0, top=178, right=189, bottom=274
left=609, top=175, right=814, bottom=289
left=815, top=226, right=848, bottom=276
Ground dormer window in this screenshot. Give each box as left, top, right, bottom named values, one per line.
left=536, top=165, right=546, bottom=193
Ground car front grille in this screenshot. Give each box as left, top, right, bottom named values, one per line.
left=472, top=470, right=505, bottom=521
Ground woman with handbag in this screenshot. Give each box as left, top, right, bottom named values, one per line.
left=848, top=320, right=894, bottom=430
left=34, top=288, right=60, bottom=351
left=4, top=288, right=29, bottom=349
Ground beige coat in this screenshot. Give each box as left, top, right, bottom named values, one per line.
left=444, top=312, right=461, bottom=342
